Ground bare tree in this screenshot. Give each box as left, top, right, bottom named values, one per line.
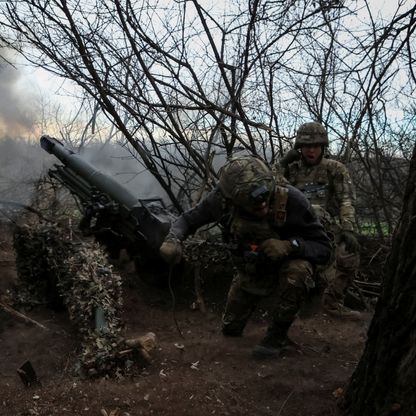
left=0, top=0, right=414, bottom=220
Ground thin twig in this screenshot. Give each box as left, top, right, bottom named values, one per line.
left=368, top=247, right=383, bottom=265
left=354, top=280, right=381, bottom=287
left=277, top=390, right=295, bottom=416
left=168, top=263, right=184, bottom=339
left=0, top=301, right=49, bottom=331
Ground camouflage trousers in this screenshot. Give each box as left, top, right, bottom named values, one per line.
left=222, top=258, right=314, bottom=336
left=319, top=239, right=360, bottom=307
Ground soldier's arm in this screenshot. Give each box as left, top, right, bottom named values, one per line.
left=167, top=188, right=225, bottom=241
left=281, top=186, right=332, bottom=265
left=331, top=162, right=356, bottom=232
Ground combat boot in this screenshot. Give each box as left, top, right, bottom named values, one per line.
left=252, top=322, right=295, bottom=359
left=323, top=302, right=363, bottom=320
left=222, top=320, right=246, bottom=337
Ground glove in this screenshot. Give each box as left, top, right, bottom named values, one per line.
left=280, top=149, right=301, bottom=167
left=339, top=231, right=360, bottom=252
left=159, top=239, right=182, bottom=264
left=259, top=239, right=292, bottom=261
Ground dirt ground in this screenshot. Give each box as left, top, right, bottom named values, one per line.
left=0, top=223, right=375, bottom=416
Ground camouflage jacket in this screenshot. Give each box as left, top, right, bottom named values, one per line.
left=282, top=158, right=356, bottom=232
left=167, top=184, right=331, bottom=266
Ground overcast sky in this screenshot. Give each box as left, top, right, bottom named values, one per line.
left=0, top=0, right=409, bottom=140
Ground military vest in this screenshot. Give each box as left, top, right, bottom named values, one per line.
left=287, top=159, right=328, bottom=202
left=227, top=185, right=289, bottom=293
left=285, top=158, right=356, bottom=231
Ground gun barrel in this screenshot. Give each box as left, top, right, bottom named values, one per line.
left=40, top=135, right=138, bottom=209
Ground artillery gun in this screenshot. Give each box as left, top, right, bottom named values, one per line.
left=40, top=135, right=174, bottom=275
left=8, top=136, right=181, bottom=376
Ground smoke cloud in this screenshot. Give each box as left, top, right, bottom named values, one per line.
left=0, top=47, right=35, bottom=138
left=81, top=143, right=169, bottom=204
left=0, top=138, right=53, bottom=209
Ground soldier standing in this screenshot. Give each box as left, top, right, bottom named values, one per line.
left=159, top=155, right=331, bottom=358
left=279, top=122, right=362, bottom=319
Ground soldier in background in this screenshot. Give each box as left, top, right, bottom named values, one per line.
left=278, top=122, right=361, bottom=319
left=159, top=155, right=331, bottom=358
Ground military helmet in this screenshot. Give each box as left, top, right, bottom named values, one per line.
left=295, top=122, right=328, bottom=149
left=218, top=155, right=274, bottom=207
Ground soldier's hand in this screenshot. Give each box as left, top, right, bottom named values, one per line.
left=160, top=239, right=182, bottom=265
left=259, top=238, right=292, bottom=261
left=280, top=149, right=301, bottom=167
left=339, top=231, right=360, bottom=252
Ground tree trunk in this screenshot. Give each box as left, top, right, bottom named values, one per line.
left=342, top=146, right=416, bottom=416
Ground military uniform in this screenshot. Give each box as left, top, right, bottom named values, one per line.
left=280, top=123, right=361, bottom=318
left=164, top=158, right=331, bottom=347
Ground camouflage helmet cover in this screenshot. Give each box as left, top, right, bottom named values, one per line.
left=295, top=122, right=329, bottom=148
left=218, top=155, right=274, bottom=207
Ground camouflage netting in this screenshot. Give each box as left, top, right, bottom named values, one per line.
left=181, top=237, right=234, bottom=311
left=13, top=222, right=141, bottom=378
left=182, top=237, right=231, bottom=268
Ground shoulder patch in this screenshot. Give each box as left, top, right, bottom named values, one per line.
left=271, top=185, right=289, bottom=226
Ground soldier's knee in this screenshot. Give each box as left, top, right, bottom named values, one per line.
left=335, top=243, right=360, bottom=271
left=335, top=254, right=359, bottom=272
left=281, top=259, right=315, bottom=290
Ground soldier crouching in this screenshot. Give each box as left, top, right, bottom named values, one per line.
left=159, top=155, right=331, bottom=358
